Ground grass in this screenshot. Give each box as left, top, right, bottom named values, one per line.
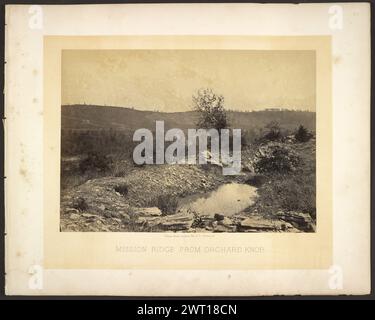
left=248, top=139, right=316, bottom=220
left=61, top=152, right=133, bottom=190
left=61, top=119, right=316, bottom=228
left=251, top=171, right=316, bottom=218
left=61, top=170, right=103, bottom=190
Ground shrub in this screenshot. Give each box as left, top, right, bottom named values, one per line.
left=253, top=173, right=316, bottom=218
left=263, top=121, right=282, bottom=141
left=110, top=160, right=128, bottom=177
left=72, top=197, right=88, bottom=211
left=114, top=183, right=129, bottom=196
left=295, top=125, right=312, bottom=143
left=79, top=151, right=112, bottom=174
left=244, top=174, right=267, bottom=187
left=214, top=213, right=225, bottom=221
left=191, top=211, right=205, bottom=228
left=254, top=143, right=300, bottom=174
left=148, top=195, right=179, bottom=215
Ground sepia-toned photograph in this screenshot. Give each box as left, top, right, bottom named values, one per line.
left=4, top=2, right=371, bottom=297
left=60, top=49, right=316, bottom=233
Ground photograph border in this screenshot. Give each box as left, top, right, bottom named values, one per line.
left=44, top=35, right=332, bottom=270
left=2, top=1, right=372, bottom=298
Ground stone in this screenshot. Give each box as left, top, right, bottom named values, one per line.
left=213, top=224, right=235, bottom=232
left=69, top=213, right=80, bottom=220
left=159, top=213, right=194, bottom=231
left=110, top=211, right=123, bottom=219
left=65, top=208, right=79, bottom=214
left=120, top=213, right=130, bottom=220
left=277, top=211, right=315, bottom=232
left=240, top=216, right=282, bottom=232
left=214, top=213, right=225, bottom=221
left=219, top=217, right=233, bottom=226
left=72, top=197, right=88, bottom=211
left=190, top=227, right=210, bottom=233
left=280, top=222, right=300, bottom=232
left=81, top=213, right=99, bottom=218
left=103, top=211, right=112, bottom=218
left=134, top=207, right=162, bottom=217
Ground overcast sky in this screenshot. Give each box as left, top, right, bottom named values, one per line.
left=62, top=50, right=315, bottom=112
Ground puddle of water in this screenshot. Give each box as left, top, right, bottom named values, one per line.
left=178, top=183, right=257, bottom=217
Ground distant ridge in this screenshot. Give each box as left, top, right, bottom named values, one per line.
left=61, top=104, right=315, bottom=132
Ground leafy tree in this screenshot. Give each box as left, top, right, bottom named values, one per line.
left=193, top=88, right=228, bottom=130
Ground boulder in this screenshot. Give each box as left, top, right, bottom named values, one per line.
left=81, top=213, right=99, bottom=218
left=120, top=212, right=130, bottom=221
left=135, top=216, right=161, bottom=228
left=61, top=163, right=226, bottom=231
left=159, top=213, right=194, bottom=231
left=277, top=211, right=315, bottom=232
left=219, top=217, right=233, bottom=226
left=239, top=216, right=282, bottom=232
left=134, top=207, right=162, bottom=217
left=133, top=211, right=194, bottom=231
left=213, top=224, right=236, bottom=232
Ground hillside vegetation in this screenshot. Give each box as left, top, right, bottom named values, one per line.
left=62, top=104, right=315, bottom=132
left=60, top=104, right=316, bottom=233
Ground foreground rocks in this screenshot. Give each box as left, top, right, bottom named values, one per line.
left=95, top=209, right=312, bottom=233
left=276, top=211, right=316, bottom=232
left=61, top=198, right=314, bottom=232
left=60, top=162, right=316, bottom=233
left=60, top=164, right=225, bottom=232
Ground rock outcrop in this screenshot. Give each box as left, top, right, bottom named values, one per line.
left=276, top=211, right=316, bottom=232
left=60, top=164, right=225, bottom=232
left=60, top=163, right=315, bottom=233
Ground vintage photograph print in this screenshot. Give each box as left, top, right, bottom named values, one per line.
left=5, top=3, right=370, bottom=295
left=60, top=49, right=316, bottom=233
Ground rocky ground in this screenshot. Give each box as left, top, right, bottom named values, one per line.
left=60, top=139, right=316, bottom=233
left=60, top=164, right=226, bottom=231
